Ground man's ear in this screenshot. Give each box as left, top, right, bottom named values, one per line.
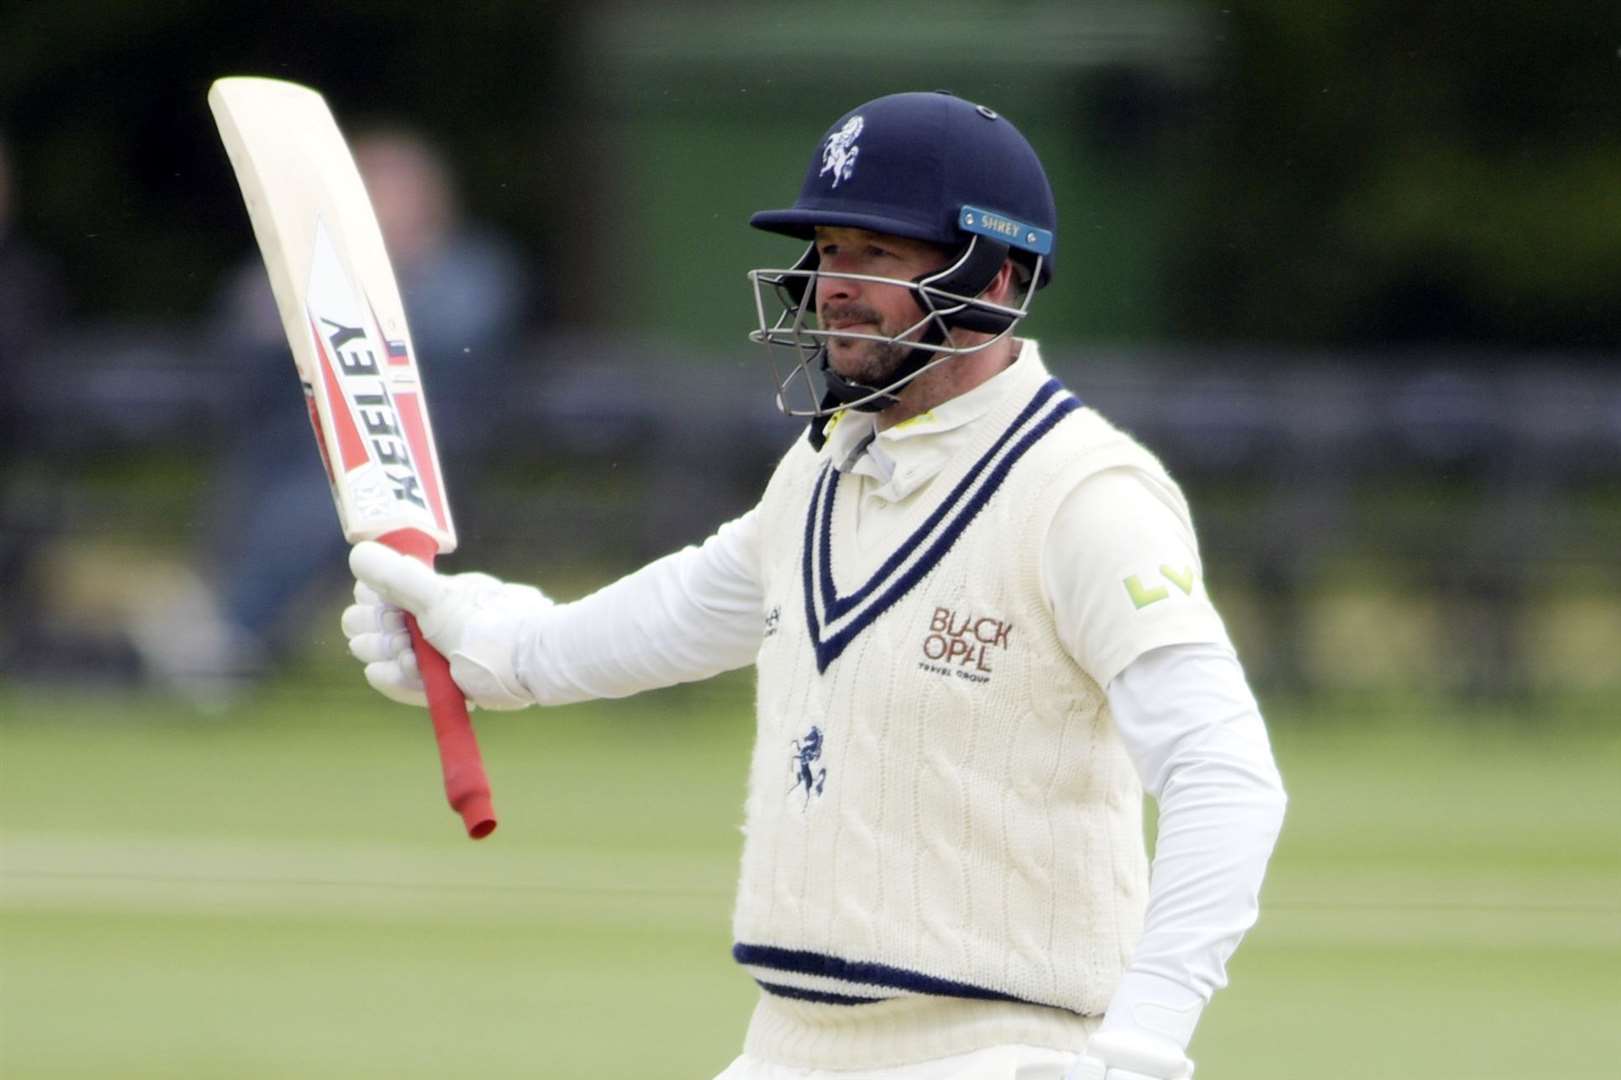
left=983, top=259, right=1020, bottom=305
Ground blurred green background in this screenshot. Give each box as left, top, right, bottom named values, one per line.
left=5, top=0, right=1619, bottom=346
left=3, top=1, right=1620, bottom=1077
left=4, top=677, right=1618, bottom=1078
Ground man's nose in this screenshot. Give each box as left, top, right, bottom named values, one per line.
left=816, top=262, right=859, bottom=306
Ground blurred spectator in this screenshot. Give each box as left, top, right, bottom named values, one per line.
left=0, top=134, right=66, bottom=406
left=0, top=131, right=70, bottom=670
left=133, top=127, right=531, bottom=701
left=0, top=131, right=70, bottom=467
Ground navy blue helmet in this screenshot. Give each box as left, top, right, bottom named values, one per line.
left=748, top=91, right=1058, bottom=420
left=751, top=90, right=1058, bottom=287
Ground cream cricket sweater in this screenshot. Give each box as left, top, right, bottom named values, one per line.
left=731, top=372, right=1171, bottom=1066
left=512, top=345, right=1286, bottom=1068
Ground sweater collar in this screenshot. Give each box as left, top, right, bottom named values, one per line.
left=822, top=340, right=1051, bottom=500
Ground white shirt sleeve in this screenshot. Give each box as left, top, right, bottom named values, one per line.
left=514, top=509, right=767, bottom=705
left=1097, top=642, right=1287, bottom=1051
left=1041, top=468, right=1286, bottom=1052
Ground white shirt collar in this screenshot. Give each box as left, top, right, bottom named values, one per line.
left=821, top=340, right=1050, bottom=501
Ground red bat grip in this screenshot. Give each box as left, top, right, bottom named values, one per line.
left=405, top=614, right=497, bottom=838
left=380, top=529, right=497, bottom=839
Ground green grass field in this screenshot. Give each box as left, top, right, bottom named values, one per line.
left=3, top=676, right=1618, bottom=1079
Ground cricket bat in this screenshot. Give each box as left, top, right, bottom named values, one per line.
left=208, top=75, right=496, bottom=839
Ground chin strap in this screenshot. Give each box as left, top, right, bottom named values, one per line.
left=804, top=369, right=845, bottom=450
left=818, top=350, right=904, bottom=414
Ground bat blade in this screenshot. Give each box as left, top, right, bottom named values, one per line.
left=207, top=76, right=454, bottom=550
left=209, top=75, right=495, bottom=839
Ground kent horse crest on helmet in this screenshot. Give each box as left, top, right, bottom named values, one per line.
left=747, top=91, right=1058, bottom=425
left=818, top=116, right=863, bottom=188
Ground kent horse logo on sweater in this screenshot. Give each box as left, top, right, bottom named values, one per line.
left=918, top=606, right=1014, bottom=684
left=789, top=725, right=827, bottom=807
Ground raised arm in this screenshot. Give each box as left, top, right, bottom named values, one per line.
left=343, top=509, right=767, bottom=709
left=516, top=510, right=767, bottom=703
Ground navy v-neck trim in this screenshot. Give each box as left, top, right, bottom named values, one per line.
left=801, top=378, right=1082, bottom=673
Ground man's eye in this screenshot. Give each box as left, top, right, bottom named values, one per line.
left=818, top=244, right=839, bottom=257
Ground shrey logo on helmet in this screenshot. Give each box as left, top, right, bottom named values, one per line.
left=747, top=91, right=1059, bottom=425
left=818, top=116, right=863, bottom=188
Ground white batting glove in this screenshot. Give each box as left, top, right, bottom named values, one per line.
left=1067, top=1031, right=1194, bottom=1080
left=342, top=540, right=553, bottom=711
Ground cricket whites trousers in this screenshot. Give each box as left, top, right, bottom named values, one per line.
left=713, top=1044, right=1077, bottom=1080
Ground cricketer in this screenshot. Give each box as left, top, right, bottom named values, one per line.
left=343, top=91, right=1288, bottom=1080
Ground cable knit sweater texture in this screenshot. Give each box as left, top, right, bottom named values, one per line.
left=733, top=376, right=1182, bottom=1065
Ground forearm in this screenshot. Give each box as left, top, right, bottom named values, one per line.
left=1103, top=643, right=1288, bottom=1049
left=515, top=512, right=766, bottom=704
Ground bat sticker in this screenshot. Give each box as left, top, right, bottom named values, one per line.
left=303, top=218, right=445, bottom=534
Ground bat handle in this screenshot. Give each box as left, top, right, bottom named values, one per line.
left=380, top=529, right=498, bottom=840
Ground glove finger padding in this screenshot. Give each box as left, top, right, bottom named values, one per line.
left=343, top=611, right=412, bottom=663
left=342, top=575, right=433, bottom=708
left=346, top=624, right=413, bottom=668
left=346, top=581, right=407, bottom=632
left=364, top=659, right=427, bottom=707
left=349, top=541, right=444, bottom=619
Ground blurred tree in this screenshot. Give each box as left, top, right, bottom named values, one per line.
left=5, top=1, right=1614, bottom=350
left=1165, top=0, right=1621, bottom=348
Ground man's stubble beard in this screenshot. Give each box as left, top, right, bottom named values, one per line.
left=828, top=336, right=911, bottom=389
left=821, top=301, right=914, bottom=389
